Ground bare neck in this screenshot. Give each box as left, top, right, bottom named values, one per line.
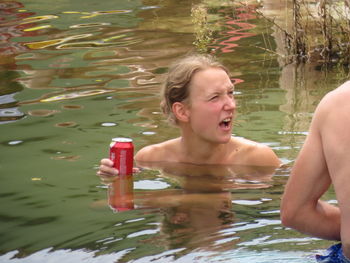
left=178, top=136, right=231, bottom=164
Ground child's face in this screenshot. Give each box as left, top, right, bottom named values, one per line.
left=186, top=67, right=236, bottom=144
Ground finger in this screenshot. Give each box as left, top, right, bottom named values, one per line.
left=96, top=170, right=110, bottom=177
left=100, top=158, right=114, bottom=166
left=98, top=165, right=119, bottom=176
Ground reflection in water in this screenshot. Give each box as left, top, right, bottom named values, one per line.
left=70, top=22, right=111, bottom=28
left=0, top=1, right=35, bottom=56
left=277, top=62, right=348, bottom=160
left=108, top=175, right=134, bottom=212
left=214, top=4, right=257, bottom=53
left=51, top=155, right=80, bottom=161
left=261, top=1, right=348, bottom=160
left=279, top=63, right=326, bottom=131
left=40, top=89, right=112, bottom=103
left=61, top=104, right=83, bottom=109
left=0, top=71, right=25, bottom=124
left=100, top=122, right=117, bottom=127
left=25, top=34, right=93, bottom=50
left=1, top=2, right=165, bottom=115
left=28, top=109, right=59, bottom=116
left=55, top=121, right=77, bottom=127
left=0, top=106, right=24, bottom=124
left=20, top=15, right=59, bottom=24
left=7, top=140, right=23, bottom=145
left=153, top=191, right=236, bottom=253
left=0, top=2, right=34, bottom=124
left=102, top=162, right=276, bottom=254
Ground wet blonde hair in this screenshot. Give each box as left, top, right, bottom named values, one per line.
left=160, top=54, right=229, bottom=126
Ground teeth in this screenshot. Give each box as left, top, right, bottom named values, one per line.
left=222, top=118, right=231, bottom=122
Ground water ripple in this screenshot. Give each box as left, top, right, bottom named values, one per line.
left=40, top=89, right=113, bottom=102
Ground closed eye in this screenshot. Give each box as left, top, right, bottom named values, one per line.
left=227, top=89, right=234, bottom=98
left=209, top=94, right=219, bottom=101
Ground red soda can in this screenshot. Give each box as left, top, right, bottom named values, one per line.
left=109, top=137, right=134, bottom=176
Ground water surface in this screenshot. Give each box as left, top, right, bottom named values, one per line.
left=0, top=0, right=348, bottom=262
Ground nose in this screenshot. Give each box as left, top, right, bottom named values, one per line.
left=224, top=96, right=236, bottom=111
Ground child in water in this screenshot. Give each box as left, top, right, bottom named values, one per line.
left=97, top=54, right=281, bottom=176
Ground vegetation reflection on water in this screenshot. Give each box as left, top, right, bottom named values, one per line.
left=0, top=0, right=348, bottom=262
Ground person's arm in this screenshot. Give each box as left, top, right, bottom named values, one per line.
left=280, top=94, right=341, bottom=240
left=318, top=88, right=350, bottom=257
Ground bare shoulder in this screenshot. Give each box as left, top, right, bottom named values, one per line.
left=231, top=137, right=281, bottom=167
left=314, top=81, right=350, bottom=127
left=318, top=81, right=350, bottom=111
left=134, top=138, right=180, bottom=163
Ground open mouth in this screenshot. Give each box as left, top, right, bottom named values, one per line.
left=219, top=117, right=231, bottom=129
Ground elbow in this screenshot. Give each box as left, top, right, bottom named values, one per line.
left=280, top=201, right=300, bottom=229
left=280, top=208, right=295, bottom=228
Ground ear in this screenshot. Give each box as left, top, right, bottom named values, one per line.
left=172, top=102, right=190, bottom=123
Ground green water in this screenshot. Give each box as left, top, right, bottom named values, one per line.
left=0, top=0, right=348, bottom=262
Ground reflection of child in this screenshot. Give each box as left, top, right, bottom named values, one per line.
left=98, top=160, right=278, bottom=252
left=158, top=192, right=235, bottom=251
left=98, top=54, right=280, bottom=177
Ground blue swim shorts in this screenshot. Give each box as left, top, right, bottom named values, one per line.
left=316, top=243, right=350, bottom=263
